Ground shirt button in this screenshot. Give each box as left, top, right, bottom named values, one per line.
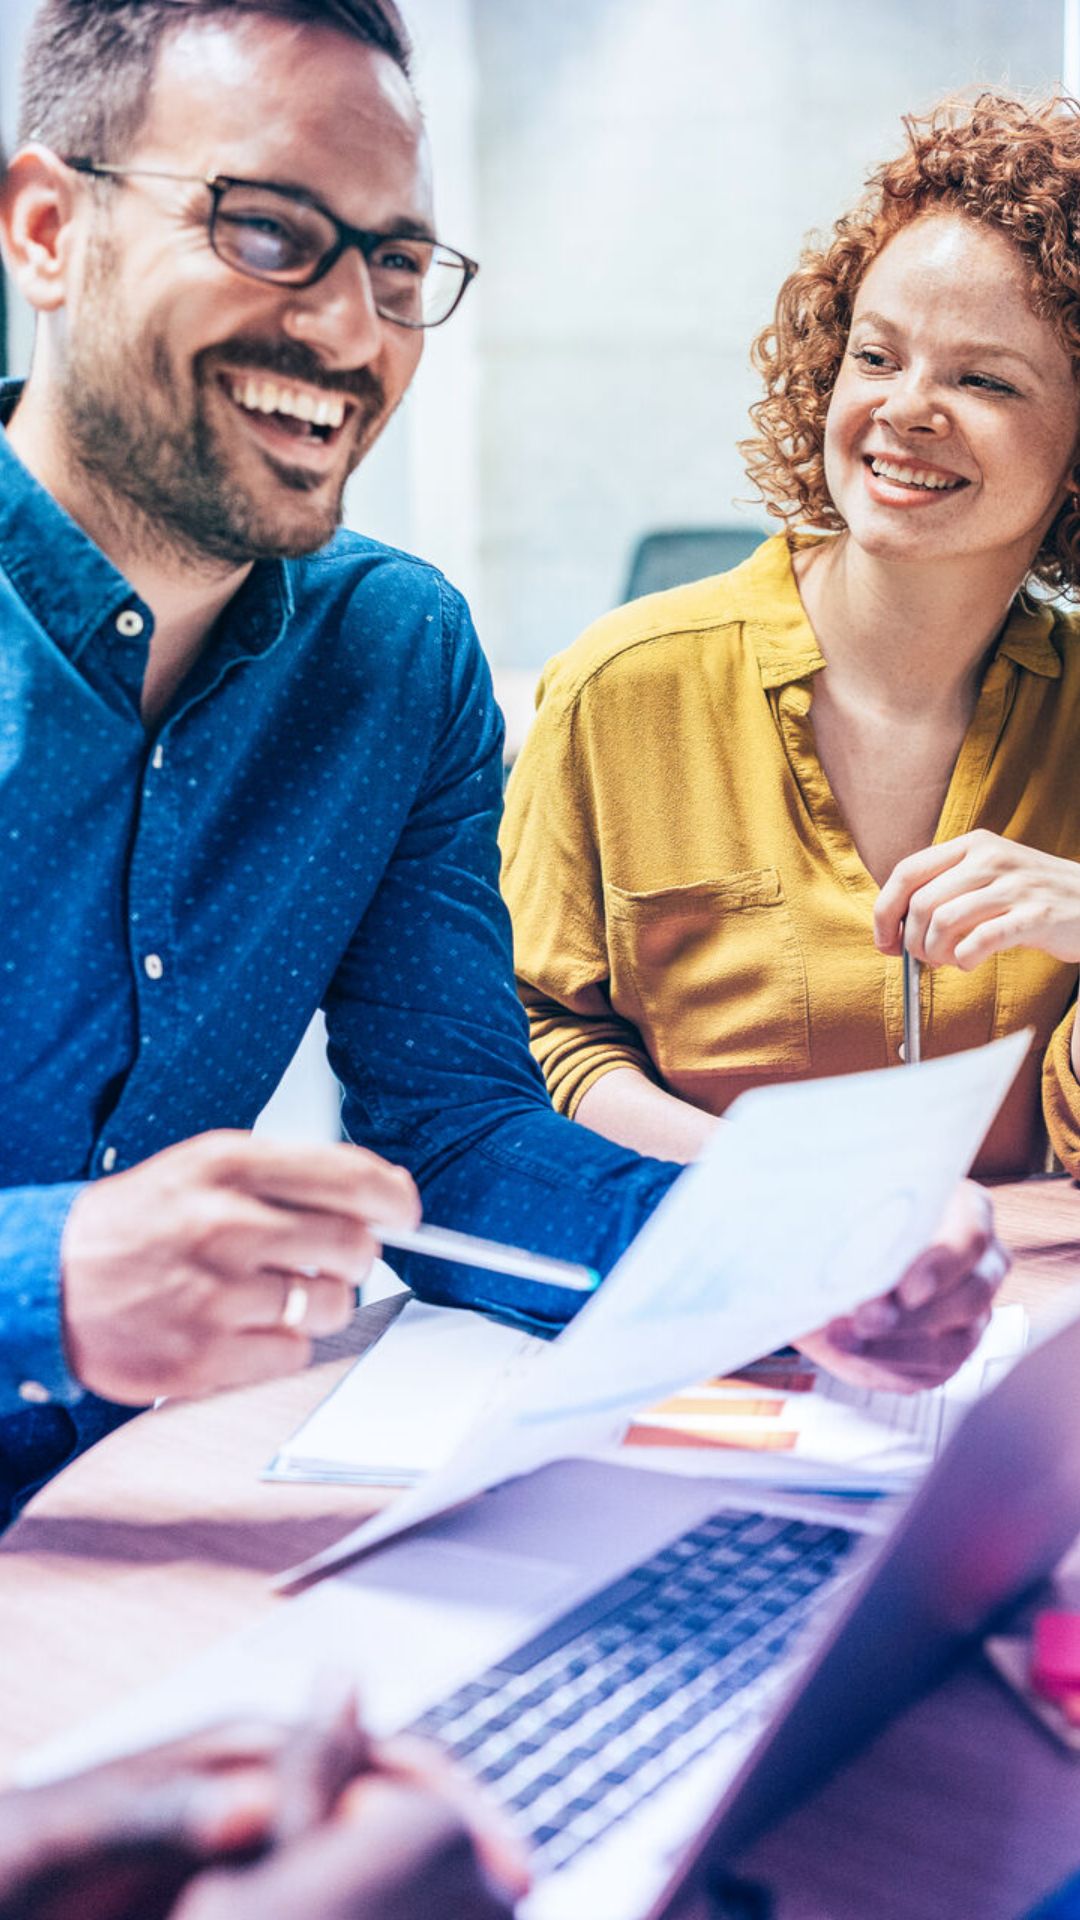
left=116, top=609, right=145, bottom=638
left=143, top=953, right=164, bottom=980
left=102, top=1145, right=118, bottom=1172
left=18, top=1381, right=51, bottom=1405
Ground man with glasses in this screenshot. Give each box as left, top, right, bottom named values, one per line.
left=0, top=0, right=688, bottom=1493
left=0, top=0, right=1001, bottom=1523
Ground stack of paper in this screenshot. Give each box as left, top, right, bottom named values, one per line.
left=267, top=1298, right=1027, bottom=1496
left=266, top=1303, right=544, bottom=1486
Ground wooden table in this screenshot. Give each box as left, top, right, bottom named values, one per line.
left=0, top=1297, right=408, bottom=1769
left=2, top=1181, right=1080, bottom=1918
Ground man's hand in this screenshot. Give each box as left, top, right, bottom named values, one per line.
left=797, top=1182, right=1009, bottom=1393
left=173, top=1775, right=524, bottom=1920
left=173, top=1726, right=527, bottom=1920
left=0, top=1720, right=289, bottom=1920
left=0, top=1702, right=526, bottom=1920
left=61, top=1132, right=420, bottom=1403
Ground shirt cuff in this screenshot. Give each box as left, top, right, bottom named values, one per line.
left=0, top=1184, right=86, bottom=1411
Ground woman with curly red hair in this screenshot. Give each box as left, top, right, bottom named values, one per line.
left=500, top=94, right=1080, bottom=1198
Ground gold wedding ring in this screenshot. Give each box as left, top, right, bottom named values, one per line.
left=280, top=1277, right=310, bottom=1330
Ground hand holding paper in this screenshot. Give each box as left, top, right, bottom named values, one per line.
left=798, top=1179, right=1006, bottom=1392
left=282, top=1032, right=1030, bottom=1589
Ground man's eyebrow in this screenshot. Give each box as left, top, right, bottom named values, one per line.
left=243, top=177, right=436, bottom=240
left=849, top=310, right=1041, bottom=375
left=378, top=216, right=438, bottom=241
left=276, top=183, right=432, bottom=238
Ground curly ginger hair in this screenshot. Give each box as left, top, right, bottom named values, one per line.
left=742, top=94, right=1080, bottom=593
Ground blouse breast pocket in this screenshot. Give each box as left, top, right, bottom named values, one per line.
left=604, top=868, right=811, bottom=1080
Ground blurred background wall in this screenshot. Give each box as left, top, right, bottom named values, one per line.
left=2, top=0, right=1068, bottom=669
left=471, top=1, right=1062, bottom=671
left=0, top=0, right=1070, bottom=1137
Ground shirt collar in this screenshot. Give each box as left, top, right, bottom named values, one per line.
left=741, top=534, right=829, bottom=688
left=0, top=377, right=294, bottom=672
left=743, top=529, right=1063, bottom=686
left=994, top=595, right=1062, bottom=679
left=0, top=380, right=141, bottom=661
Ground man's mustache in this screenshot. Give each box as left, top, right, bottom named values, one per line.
left=200, top=339, right=386, bottom=411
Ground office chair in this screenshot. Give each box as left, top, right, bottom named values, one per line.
left=622, top=526, right=767, bottom=602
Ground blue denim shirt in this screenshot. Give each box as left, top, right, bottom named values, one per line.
left=0, top=385, right=677, bottom=1429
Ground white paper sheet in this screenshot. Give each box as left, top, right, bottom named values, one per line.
left=265, top=1302, right=542, bottom=1484
left=280, top=1032, right=1029, bottom=1588
left=269, top=1298, right=1026, bottom=1494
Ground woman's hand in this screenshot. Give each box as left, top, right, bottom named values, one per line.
left=874, top=830, right=1080, bottom=970
left=796, top=1181, right=1009, bottom=1393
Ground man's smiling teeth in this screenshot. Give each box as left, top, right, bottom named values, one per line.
left=870, top=457, right=963, bottom=491
left=228, top=375, right=347, bottom=431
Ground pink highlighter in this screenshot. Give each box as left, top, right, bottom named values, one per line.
left=1031, top=1610, right=1080, bottom=1722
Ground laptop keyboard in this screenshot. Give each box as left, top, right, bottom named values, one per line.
left=409, top=1508, right=858, bottom=1874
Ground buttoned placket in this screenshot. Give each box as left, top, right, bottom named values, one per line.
left=94, top=601, right=169, bottom=1177
left=770, top=651, right=1020, bottom=1070
left=89, top=565, right=294, bottom=1179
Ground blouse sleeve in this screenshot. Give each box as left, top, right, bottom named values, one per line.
left=499, top=666, right=658, bottom=1116
left=1042, top=990, right=1080, bottom=1174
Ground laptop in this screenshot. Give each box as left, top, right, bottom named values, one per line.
left=332, top=1302, right=1080, bottom=1920
left=18, top=1297, right=1080, bottom=1920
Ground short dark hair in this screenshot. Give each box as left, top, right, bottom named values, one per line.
left=18, top=1, right=413, bottom=157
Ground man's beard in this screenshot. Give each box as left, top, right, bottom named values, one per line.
left=59, top=257, right=387, bottom=568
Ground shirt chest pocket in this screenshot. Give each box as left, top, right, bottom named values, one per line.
left=604, top=868, right=811, bottom=1081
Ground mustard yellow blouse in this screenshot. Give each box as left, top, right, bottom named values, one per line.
left=499, top=534, right=1080, bottom=1179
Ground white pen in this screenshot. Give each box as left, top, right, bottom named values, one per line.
left=369, top=1219, right=599, bottom=1293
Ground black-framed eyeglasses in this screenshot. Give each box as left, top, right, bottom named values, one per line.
left=63, top=158, right=478, bottom=329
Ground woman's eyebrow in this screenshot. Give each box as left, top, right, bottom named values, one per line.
left=850, top=312, right=1041, bottom=376
left=948, top=340, right=1039, bottom=373
left=848, top=309, right=899, bottom=336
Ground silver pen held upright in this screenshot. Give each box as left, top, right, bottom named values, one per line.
left=902, top=943, right=922, bottom=1065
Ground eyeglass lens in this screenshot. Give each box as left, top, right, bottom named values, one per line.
left=211, top=183, right=467, bottom=326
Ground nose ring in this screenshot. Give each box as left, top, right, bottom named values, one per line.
left=870, top=406, right=882, bottom=421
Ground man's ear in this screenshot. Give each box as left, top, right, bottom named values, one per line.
left=0, top=145, right=83, bottom=313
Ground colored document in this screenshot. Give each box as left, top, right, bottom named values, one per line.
left=280, top=1031, right=1029, bottom=1589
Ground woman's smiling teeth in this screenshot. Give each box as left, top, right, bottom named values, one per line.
left=869, top=456, right=964, bottom=491
left=226, top=374, right=347, bottom=436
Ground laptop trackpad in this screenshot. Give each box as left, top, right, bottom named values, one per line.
left=333, top=1460, right=746, bottom=1730
left=355, top=1536, right=576, bottom=1610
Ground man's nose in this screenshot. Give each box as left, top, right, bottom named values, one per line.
left=279, top=249, right=384, bottom=366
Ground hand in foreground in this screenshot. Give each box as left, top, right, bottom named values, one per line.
left=0, top=1702, right=526, bottom=1920
left=0, top=1719, right=288, bottom=1920
left=874, top=829, right=1080, bottom=970
left=61, top=1132, right=420, bottom=1403
left=174, top=1734, right=527, bottom=1920
left=796, top=1181, right=1009, bottom=1393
